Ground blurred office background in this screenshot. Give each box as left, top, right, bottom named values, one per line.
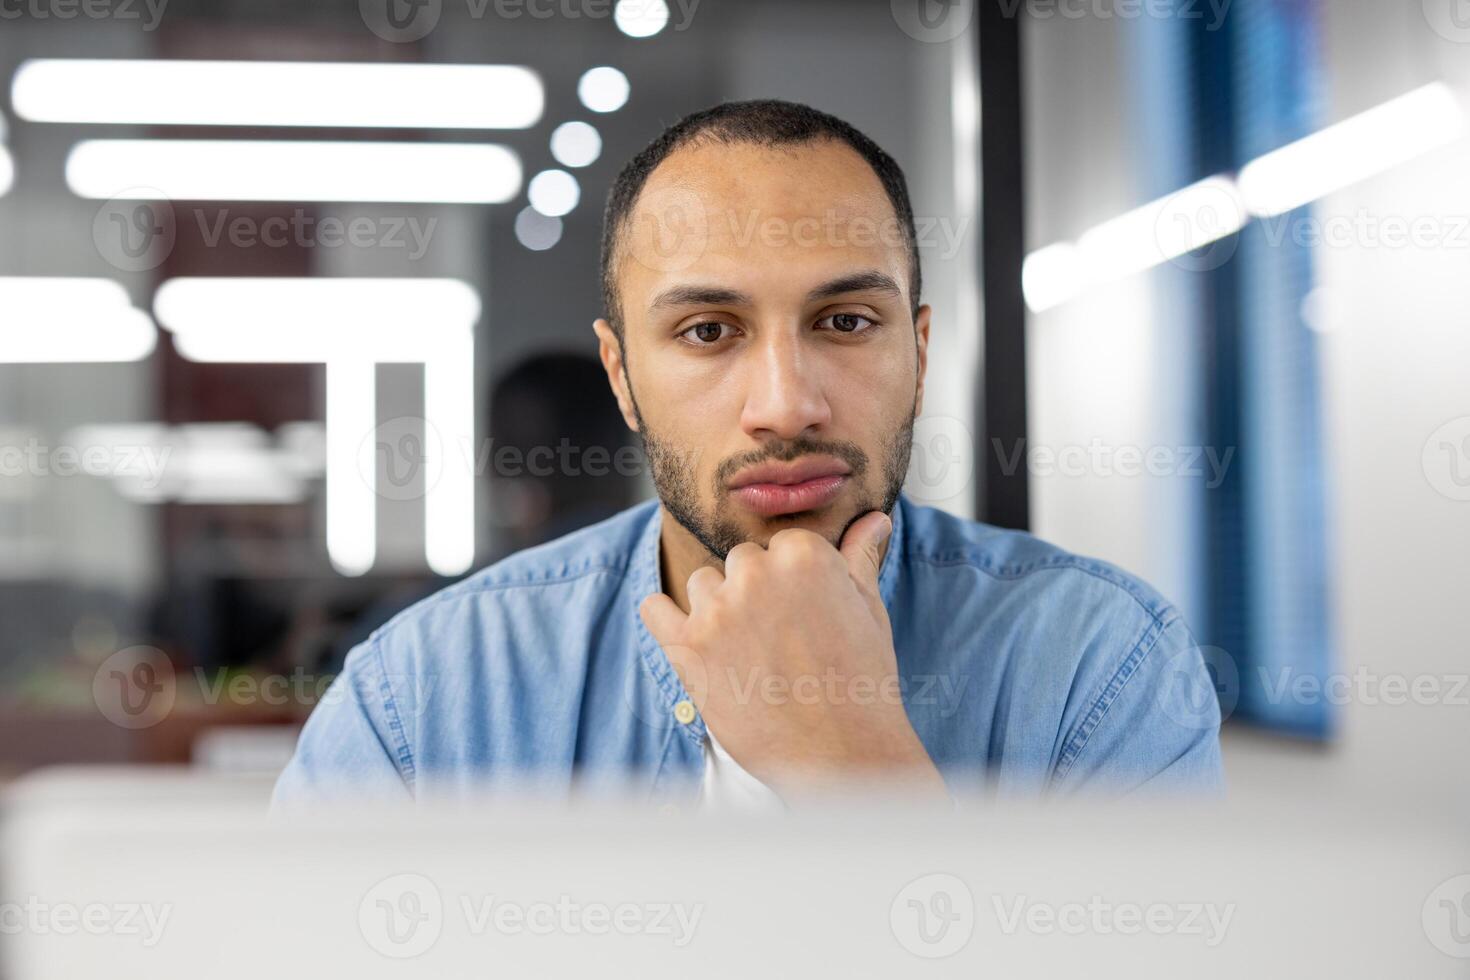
left=0, top=0, right=1463, bottom=812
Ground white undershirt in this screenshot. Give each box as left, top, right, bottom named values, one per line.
left=699, top=727, right=786, bottom=811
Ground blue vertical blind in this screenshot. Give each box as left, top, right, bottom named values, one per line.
left=1189, top=0, right=1335, bottom=736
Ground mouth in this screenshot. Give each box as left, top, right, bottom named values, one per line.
left=726, top=456, right=853, bottom=518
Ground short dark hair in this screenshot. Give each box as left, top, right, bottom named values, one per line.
left=598, top=98, right=922, bottom=342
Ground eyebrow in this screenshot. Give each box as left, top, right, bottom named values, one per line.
left=647, top=284, right=752, bottom=314
left=804, top=270, right=903, bottom=304
left=646, top=270, right=902, bottom=316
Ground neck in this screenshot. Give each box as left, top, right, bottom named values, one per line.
left=657, top=508, right=725, bottom=615
left=656, top=504, right=894, bottom=614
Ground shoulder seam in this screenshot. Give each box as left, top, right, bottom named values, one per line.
left=371, top=562, right=631, bottom=643
left=905, top=547, right=1178, bottom=627
left=1047, top=614, right=1176, bottom=787
left=364, top=634, right=418, bottom=792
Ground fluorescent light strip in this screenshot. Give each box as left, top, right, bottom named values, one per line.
left=154, top=277, right=479, bottom=358
left=0, top=277, right=156, bottom=362
left=327, top=360, right=376, bottom=576
left=424, top=348, right=475, bottom=578
left=1024, top=176, right=1245, bottom=312
left=67, top=140, right=521, bottom=204
left=154, top=278, right=481, bottom=577
left=1239, top=83, right=1466, bottom=218
left=13, top=59, right=543, bottom=130
left=1026, top=84, right=1469, bottom=312
left=1078, top=175, right=1246, bottom=282
left=1021, top=243, right=1084, bottom=315
left=0, top=146, right=12, bottom=197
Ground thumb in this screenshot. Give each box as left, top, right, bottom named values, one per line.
left=638, top=593, right=707, bottom=706
left=639, top=592, right=688, bottom=648
left=838, top=509, right=893, bottom=594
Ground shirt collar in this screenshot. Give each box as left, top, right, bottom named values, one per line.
left=629, top=496, right=908, bottom=746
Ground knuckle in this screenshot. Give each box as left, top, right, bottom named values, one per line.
left=770, top=527, right=820, bottom=555
left=726, top=541, right=763, bottom=570
left=688, top=566, right=722, bottom=590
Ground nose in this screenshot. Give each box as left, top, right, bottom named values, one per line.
left=737, top=330, right=832, bottom=441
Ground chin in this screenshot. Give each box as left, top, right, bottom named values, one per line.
left=751, top=507, right=848, bottom=543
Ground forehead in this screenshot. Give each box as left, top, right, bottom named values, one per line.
left=617, top=138, right=910, bottom=316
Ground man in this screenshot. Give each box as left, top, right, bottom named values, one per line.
left=273, top=100, right=1223, bottom=810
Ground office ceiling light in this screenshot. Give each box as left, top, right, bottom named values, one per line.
left=1023, top=176, right=1245, bottom=312
left=578, top=67, right=630, bottom=113
left=13, top=59, right=544, bottom=130
left=0, top=146, right=11, bottom=197
left=66, top=140, right=521, bottom=204
left=1021, top=244, right=1084, bottom=315
left=549, top=121, right=601, bottom=168
left=154, top=277, right=480, bottom=577
left=1025, top=84, right=1470, bottom=312
left=67, top=139, right=523, bottom=205
left=1076, top=175, right=1246, bottom=283
left=614, top=0, right=669, bottom=37
left=514, top=206, right=562, bottom=251
left=153, top=277, right=480, bottom=356
left=527, top=169, right=580, bottom=217
left=0, top=277, right=156, bottom=362
left=1238, top=83, right=1466, bottom=218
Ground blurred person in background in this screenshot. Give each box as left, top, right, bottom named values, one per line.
left=486, top=352, right=642, bottom=559
left=274, top=99, right=1223, bottom=811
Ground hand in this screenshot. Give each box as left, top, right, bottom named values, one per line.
left=639, top=511, right=947, bottom=801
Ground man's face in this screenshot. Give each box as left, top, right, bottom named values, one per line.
left=596, top=138, right=930, bottom=559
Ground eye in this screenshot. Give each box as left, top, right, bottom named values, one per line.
left=678, top=321, right=737, bottom=346
left=817, top=312, right=877, bottom=334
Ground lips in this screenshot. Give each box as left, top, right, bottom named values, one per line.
left=727, top=456, right=852, bottom=518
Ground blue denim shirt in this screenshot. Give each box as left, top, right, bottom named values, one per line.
left=272, top=495, right=1223, bottom=807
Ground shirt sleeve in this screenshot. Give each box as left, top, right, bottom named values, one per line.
left=1050, top=614, right=1226, bottom=797
left=270, top=636, right=415, bottom=813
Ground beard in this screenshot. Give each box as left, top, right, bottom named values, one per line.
left=632, top=399, right=917, bottom=561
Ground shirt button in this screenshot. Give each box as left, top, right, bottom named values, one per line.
left=673, top=700, right=697, bottom=725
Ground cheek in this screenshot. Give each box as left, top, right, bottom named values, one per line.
left=832, top=336, right=917, bottom=413
left=629, top=354, right=736, bottom=472
left=634, top=342, right=749, bottom=418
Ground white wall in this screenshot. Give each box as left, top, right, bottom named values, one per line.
left=1271, top=0, right=1469, bottom=810
left=1023, top=2, right=1468, bottom=810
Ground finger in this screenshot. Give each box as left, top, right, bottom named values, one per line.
left=686, top=564, right=725, bottom=611
left=722, top=540, right=764, bottom=582
left=639, top=592, right=688, bottom=647
left=838, top=510, right=893, bottom=593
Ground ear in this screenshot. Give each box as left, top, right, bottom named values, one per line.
left=593, top=317, right=641, bottom=433
left=912, top=304, right=932, bottom=417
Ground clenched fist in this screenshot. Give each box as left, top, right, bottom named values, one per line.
left=639, top=510, right=948, bottom=801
